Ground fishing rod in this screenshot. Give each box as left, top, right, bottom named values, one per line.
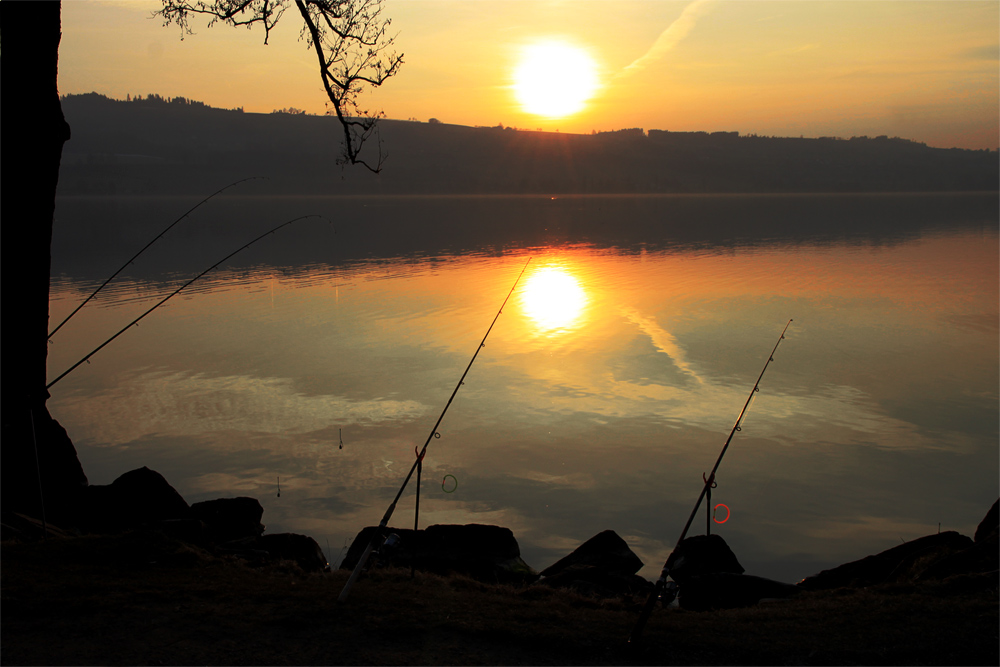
left=46, top=214, right=326, bottom=391
left=48, top=177, right=264, bottom=340
left=338, top=257, right=533, bottom=602
left=628, top=319, right=793, bottom=646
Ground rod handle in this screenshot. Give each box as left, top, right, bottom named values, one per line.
left=338, top=539, right=377, bottom=602
left=628, top=577, right=665, bottom=645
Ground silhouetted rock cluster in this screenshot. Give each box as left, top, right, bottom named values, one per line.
left=0, top=466, right=329, bottom=573
left=798, top=499, right=999, bottom=593
left=341, top=524, right=537, bottom=584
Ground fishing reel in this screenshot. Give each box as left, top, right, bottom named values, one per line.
left=366, top=532, right=402, bottom=572
left=660, top=581, right=678, bottom=608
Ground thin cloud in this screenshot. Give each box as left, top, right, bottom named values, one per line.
left=617, top=0, right=714, bottom=78
left=621, top=307, right=704, bottom=384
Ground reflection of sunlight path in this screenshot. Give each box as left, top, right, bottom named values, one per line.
left=621, top=307, right=704, bottom=383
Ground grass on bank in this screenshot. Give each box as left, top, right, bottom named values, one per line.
left=2, top=530, right=997, bottom=665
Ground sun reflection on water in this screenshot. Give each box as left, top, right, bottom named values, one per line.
left=520, top=265, right=588, bottom=333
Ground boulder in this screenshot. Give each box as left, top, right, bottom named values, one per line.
left=974, top=499, right=999, bottom=543
left=539, top=563, right=654, bottom=599
left=538, top=530, right=651, bottom=598
left=797, top=531, right=974, bottom=590
left=258, top=533, right=329, bottom=573
left=190, top=497, right=264, bottom=542
left=1, top=408, right=89, bottom=528
left=540, top=530, right=644, bottom=578
left=340, top=523, right=537, bottom=584
left=666, top=534, right=744, bottom=584
left=932, top=570, right=1000, bottom=595
left=156, top=518, right=209, bottom=545
left=426, top=523, right=522, bottom=562
left=82, top=467, right=190, bottom=533
left=885, top=536, right=979, bottom=583
left=915, top=539, right=1000, bottom=584
left=678, top=573, right=799, bottom=611
left=913, top=510, right=1000, bottom=587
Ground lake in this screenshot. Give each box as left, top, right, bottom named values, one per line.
left=48, top=192, right=999, bottom=583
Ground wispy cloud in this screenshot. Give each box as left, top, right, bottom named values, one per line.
left=621, top=307, right=704, bottom=383
left=617, top=0, right=714, bottom=78
left=959, top=44, right=1000, bottom=61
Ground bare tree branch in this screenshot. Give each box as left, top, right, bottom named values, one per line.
left=156, top=0, right=402, bottom=172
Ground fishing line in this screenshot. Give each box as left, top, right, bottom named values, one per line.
left=338, top=257, right=532, bottom=602
left=628, top=319, right=793, bottom=646
left=48, top=177, right=264, bottom=340
left=46, top=214, right=326, bottom=390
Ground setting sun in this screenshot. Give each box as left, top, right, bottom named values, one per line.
left=512, top=41, right=599, bottom=118
left=521, top=266, right=588, bottom=332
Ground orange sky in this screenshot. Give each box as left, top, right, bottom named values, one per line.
left=59, top=1, right=999, bottom=149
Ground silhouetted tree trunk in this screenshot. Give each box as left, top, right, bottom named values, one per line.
left=1, top=0, right=88, bottom=523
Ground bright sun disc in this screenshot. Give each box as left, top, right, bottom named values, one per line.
left=513, top=41, right=598, bottom=118
left=521, top=267, right=587, bottom=332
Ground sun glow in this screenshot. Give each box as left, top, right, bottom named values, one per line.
left=521, top=266, right=588, bottom=332
left=513, top=41, right=599, bottom=118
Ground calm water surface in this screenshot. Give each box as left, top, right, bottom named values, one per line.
left=48, top=194, right=999, bottom=582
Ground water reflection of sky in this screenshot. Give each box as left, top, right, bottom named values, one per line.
left=47, top=197, right=998, bottom=583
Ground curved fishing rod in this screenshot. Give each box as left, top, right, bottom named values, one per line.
left=48, top=176, right=265, bottom=340
left=46, top=214, right=325, bottom=391
left=628, top=319, right=793, bottom=646
left=338, top=257, right=533, bottom=602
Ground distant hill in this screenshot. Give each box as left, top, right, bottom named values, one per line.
left=57, top=93, right=998, bottom=196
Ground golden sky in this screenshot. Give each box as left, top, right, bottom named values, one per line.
left=59, top=0, right=999, bottom=149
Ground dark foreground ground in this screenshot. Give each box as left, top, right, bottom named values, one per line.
left=2, top=531, right=997, bottom=666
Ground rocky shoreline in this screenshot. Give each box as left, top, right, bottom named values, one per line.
left=2, top=464, right=996, bottom=665
left=1, top=466, right=330, bottom=574
left=3, top=464, right=996, bottom=609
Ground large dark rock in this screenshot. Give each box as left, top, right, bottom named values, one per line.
left=666, top=534, right=744, bottom=584
left=678, top=573, right=799, bottom=611
left=82, top=467, right=190, bottom=533
left=540, top=530, right=644, bottom=578
left=1, top=410, right=89, bottom=527
left=190, top=497, right=264, bottom=542
left=539, top=563, right=654, bottom=599
left=912, top=507, right=999, bottom=587
left=975, top=499, right=999, bottom=543
left=538, top=530, right=650, bottom=598
left=888, top=538, right=975, bottom=583
left=340, top=524, right=537, bottom=584
left=915, top=538, right=1000, bottom=584
left=797, top=531, right=974, bottom=590
left=258, top=533, right=329, bottom=573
